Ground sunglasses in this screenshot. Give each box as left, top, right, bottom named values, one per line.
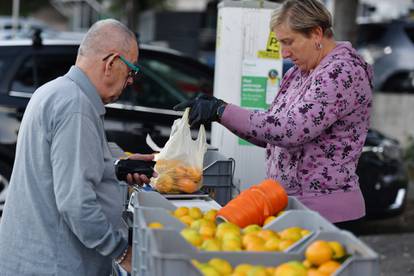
left=102, top=53, right=140, bottom=78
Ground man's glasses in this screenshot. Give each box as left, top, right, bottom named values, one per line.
left=102, top=53, right=140, bottom=78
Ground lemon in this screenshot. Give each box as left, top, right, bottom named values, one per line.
left=256, top=229, right=278, bottom=241
left=278, top=239, right=296, bottom=251
left=200, top=239, right=221, bottom=251
left=234, top=264, right=254, bottom=275
left=204, top=209, right=218, bottom=221
left=242, top=224, right=262, bottom=234
left=174, top=206, right=189, bottom=217
left=208, top=258, right=233, bottom=275
left=263, top=215, right=276, bottom=226
left=179, top=215, right=194, bottom=226
left=328, top=241, right=346, bottom=259
left=189, top=207, right=203, bottom=220
left=279, top=227, right=303, bottom=242
left=148, top=221, right=163, bottom=229
left=274, top=261, right=307, bottom=276
left=180, top=228, right=203, bottom=247
left=247, top=266, right=268, bottom=276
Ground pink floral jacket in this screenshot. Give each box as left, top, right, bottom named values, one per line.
left=221, top=42, right=373, bottom=222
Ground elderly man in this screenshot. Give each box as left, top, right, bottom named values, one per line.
left=0, top=19, right=143, bottom=275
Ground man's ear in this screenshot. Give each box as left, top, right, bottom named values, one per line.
left=103, top=54, right=117, bottom=76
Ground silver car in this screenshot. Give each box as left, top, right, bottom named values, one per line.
left=357, top=20, right=414, bottom=92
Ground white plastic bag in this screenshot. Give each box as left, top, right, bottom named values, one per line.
left=152, top=108, right=207, bottom=193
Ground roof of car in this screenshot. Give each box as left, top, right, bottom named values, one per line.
left=0, top=38, right=184, bottom=56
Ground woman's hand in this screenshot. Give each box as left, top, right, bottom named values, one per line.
left=174, top=94, right=227, bottom=128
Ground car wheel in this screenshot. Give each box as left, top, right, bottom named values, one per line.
left=0, top=160, right=11, bottom=216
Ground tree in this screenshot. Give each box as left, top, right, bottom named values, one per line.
left=108, top=0, right=168, bottom=30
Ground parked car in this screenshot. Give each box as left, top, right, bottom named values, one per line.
left=356, top=20, right=414, bottom=92
left=0, top=36, right=408, bottom=218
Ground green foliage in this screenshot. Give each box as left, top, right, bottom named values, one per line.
left=0, top=0, right=50, bottom=16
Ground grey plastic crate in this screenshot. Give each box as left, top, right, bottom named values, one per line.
left=294, top=231, right=380, bottom=276
left=201, top=149, right=234, bottom=206
left=130, top=193, right=178, bottom=276
left=119, top=182, right=129, bottom=209
left=144, top=229, right=379, bottom=276
left=129, top=191, right=176, bottom=211
left=285, top=196, right=308, bottom=210
left=142, top=229, right=301, bottom=276
left=132, top=207, right=186, bottom=276
left=263, top=210, right=338, bottom=252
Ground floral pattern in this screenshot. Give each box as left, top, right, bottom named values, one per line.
left=242, top=42, right=373, bottom=198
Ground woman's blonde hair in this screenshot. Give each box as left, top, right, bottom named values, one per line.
left=270, top=0, right=333, bottom=38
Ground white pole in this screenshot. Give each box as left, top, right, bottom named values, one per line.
left=12, top=0, right=20, bottom=38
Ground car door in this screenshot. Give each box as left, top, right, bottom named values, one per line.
left=104, top=48, right=214, bottom=154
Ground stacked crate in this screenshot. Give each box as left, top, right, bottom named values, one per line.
left=130, top=192, right=380, bottom=276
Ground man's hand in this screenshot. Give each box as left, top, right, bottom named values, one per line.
left=125, top=153, right=156, bottom=186
left=119, top=246, right=132, bottom=273
left=173, top=94, right=227, bottom=128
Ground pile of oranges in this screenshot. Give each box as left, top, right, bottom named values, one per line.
left=171, top=206, right=311, bottom=252
left=152, top=159, right=202, bottom=194
left=192, top=239, right=347, bottom=276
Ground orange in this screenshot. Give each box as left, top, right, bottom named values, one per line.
left=264, top=237, right=282, bottom=251
left=307, top=268, right=329, bottom=276
left=305, top=240, right=334, bottom=266
left=242, top=233, right=262, bottom=247
left=318, top=260, right=341, bottom=275
left=256, top=229, right=278, bottom=241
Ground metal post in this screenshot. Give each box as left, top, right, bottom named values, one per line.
left=12, top=0, right=20, bottom=38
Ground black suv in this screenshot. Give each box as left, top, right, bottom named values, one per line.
left=0, top=38, right=409, bottom=218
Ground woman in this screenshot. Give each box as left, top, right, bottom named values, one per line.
left=175, top=0, right=373, bottom=223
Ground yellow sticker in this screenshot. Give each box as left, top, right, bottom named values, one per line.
left=257, top=31, right=281, bottom=60
left=266, top=31, right=280, bottom=52
left=257, top=50, right=280, bottom=59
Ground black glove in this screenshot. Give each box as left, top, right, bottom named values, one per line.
left=173, top=94, right=227, bottom=128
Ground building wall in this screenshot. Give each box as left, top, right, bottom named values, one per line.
left=371, top=93, right=414, bottom=146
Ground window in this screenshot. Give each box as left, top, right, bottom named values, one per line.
left=11, top=53, right=76, bottom=93
left=119, top=55, right=213, bottom=109
left=356, top=24, right=387, bottom=47
left=404, top=26, right=414, bottom=44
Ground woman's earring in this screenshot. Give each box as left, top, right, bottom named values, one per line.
left=316, top=42, right=323, bottom=50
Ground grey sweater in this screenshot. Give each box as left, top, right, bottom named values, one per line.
left=0, top=66, right=127, bottom=276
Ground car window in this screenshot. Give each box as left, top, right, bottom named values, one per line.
left=11, top=53, right=76, bottom=93
left=404, top=27, right=414, bottom=44
left=356, top=24, right=387, bottom=47
left=120, top=55, right=213, bottom=109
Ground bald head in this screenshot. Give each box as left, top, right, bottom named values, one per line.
left=78, top=19, right=137, bottom=58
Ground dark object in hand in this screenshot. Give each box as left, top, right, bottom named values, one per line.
left=114, top=159, right=155, bottom=181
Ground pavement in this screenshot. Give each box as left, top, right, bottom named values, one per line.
left=344, top=182, right=414, bottom=276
